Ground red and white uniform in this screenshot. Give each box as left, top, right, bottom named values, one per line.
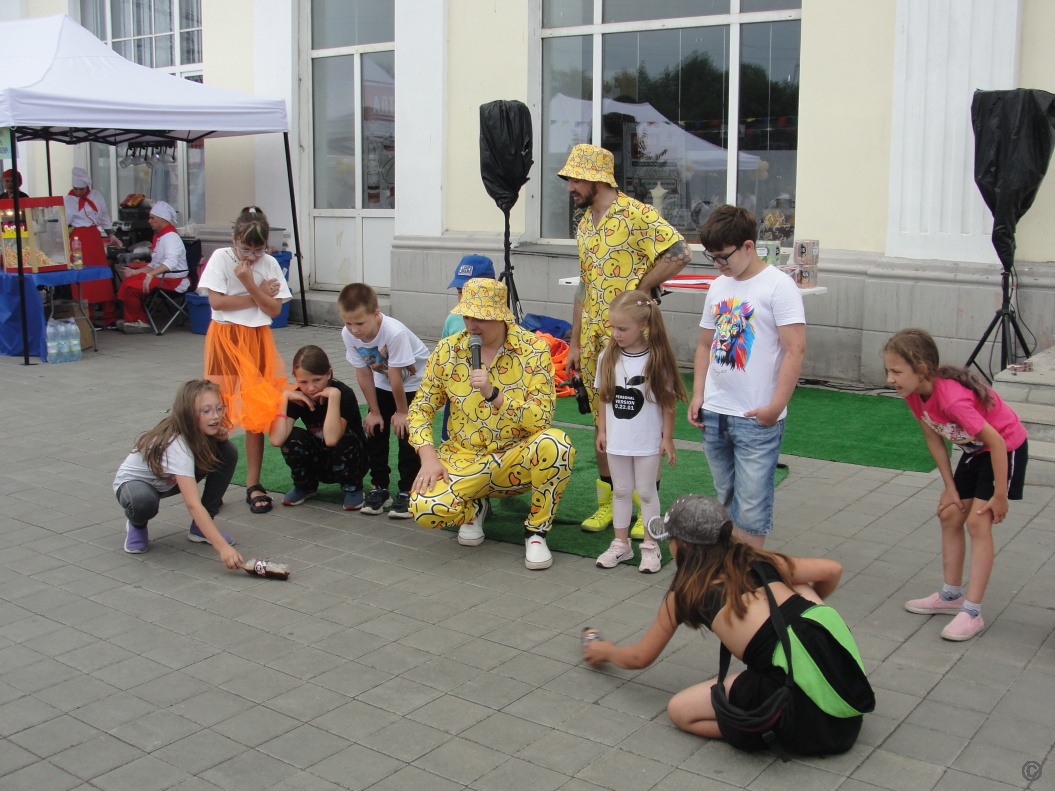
left=65, top=188, right=116, bottom=319
left=117, top=225, right=189, bottom=324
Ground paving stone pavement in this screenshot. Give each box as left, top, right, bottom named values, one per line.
left=1, top=324, right=1053, bottom=791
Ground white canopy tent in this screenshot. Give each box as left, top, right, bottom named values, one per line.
left=0, top=14, right=305, bottom=363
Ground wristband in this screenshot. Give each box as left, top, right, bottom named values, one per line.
left=276, top=413, right=288, bottom=419
left=484, top=386, right=500, bottom=403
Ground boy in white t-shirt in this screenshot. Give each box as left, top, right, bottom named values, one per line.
left=339, top=283, right=431, bottom=518
left=688, top=206, right=806, bottom=547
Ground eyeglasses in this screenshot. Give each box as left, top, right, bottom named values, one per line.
left=702, top=243, right=743, bottom=266
left=234, top=246, right=266, bottom=259
left=199, top=404, right=227, bottom=417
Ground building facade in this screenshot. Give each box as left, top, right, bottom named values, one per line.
left=7, top=0, right=1055, bottom=383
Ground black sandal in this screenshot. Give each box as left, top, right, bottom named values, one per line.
left=246, top=484, right=273, bottom=514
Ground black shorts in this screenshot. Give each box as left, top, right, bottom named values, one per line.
left=953, top=440, right=1028, bottom=502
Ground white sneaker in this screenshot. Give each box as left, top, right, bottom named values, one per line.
left=457, top=498, right=490, bottom=546
left=525, top=532, right=552, bottom=570
left=638, top=540, right=662, bottom=574
left=596, top=538, right=634, bottom=569
left=122, top=320, right=151, bottom=334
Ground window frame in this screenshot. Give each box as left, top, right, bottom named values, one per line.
left=76, top=0, right=204, bottom=226
left=529, top=0, right=802, bottom=246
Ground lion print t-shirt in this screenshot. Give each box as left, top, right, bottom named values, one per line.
left=700, top=265, right=805, bottom=420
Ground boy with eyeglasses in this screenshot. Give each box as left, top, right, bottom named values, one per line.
left=688, top=205, right=805, bottom=549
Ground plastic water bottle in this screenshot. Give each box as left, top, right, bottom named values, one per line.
left=66, top=320, right=82, bottom=362
left=56, top=320, right=71, bottom=363
left=44, top=321, right=60, bottom=363
left=70, top=237, right=83, bottom=269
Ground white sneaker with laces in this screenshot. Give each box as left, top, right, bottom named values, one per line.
left=595, top=538, right=634, bottom=569
left=525, top=532, right=552, bottom=570
left=457, top=498, right=490, bottom=546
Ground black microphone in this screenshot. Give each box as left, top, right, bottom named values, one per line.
left=468, top=334, right=482, bottom=370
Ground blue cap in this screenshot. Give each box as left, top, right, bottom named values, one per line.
left=449, top=255, right=496, bottom=288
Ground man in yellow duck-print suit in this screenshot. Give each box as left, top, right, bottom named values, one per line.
left=408, top=278, right=575, bottom=571
left=559, top=143, right=693, bottom=536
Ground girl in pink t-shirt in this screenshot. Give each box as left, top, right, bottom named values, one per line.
left=883, top=329, right=1028, bottom=642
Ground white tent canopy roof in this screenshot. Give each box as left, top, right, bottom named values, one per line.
left=0, top=14, right=287, bottom=145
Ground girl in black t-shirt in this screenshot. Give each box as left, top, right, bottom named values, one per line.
left=270, top=345, right=369, bottom=510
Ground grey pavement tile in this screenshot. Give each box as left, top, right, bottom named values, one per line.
left=168, top=689, right=255, bottom=729
left=264, top=645, right=346, bottom=679
left=110, top=709, right=201, bottom=752
left=557, top=705, right=647, bottom=747
left=472, top=755, right=570, bottom=791
left=367, top=764, right=465, bottom=791
left=494, top=652, right=573, bottom=687
left=151, top=729, right=249, bottom=775
left=355, top=675, right=443, bottom=715
left=503, top=687, right=591, bottom=728
left=406, top=692, right=494, bottom=734
left=950, top=740, right=1038, bottom=788
left=0, top=694, right=64, bottom=734
left=8, top=713, right=102, bottom=758
left=881, top=721, right=969, bottom=767
left=649, top=767, right=745, bottom=790
left=0, top=738, right=41, bottom=774
left=311, top=626, right=389, bottom=660
left=307, top=742, right=404, bottom=790
left=128, top=671, right=212, bottom=708
left=311, top=659, right=394, bottom=697
left=677, top=739, right=774, bottom=786
left=89, top=755, right=192, bottom=791
left=902, top=699, right=987, bottom=739
left=452, top=669, right=534, bottom=709
left=210, top=705, right=301, bottom=748
left=311, top=699, right=400, bottom=741
left=90, top=656, right=172, bottom=691
left=217, top=665, right=303, bottom=704
left=398, top=623, right=475, bottom=656
left=515, top=730, right=610, bottom=776
left=199, top=749, right=299, bottom=791
left=578, top=750, right=675, bottom=791
left=972, top=713, right=1055, bottom=757
left=3, top=656, right=81, bottom=693
left=262, top=680, right=350, bottom=721
left=412, top=736, right=509, bottom=785
left=927, top=675, right=1008, bottom=715
left=445, top=636, right=522, bottom=671
left=358, top=716, right=452, bottom=762
left=735, top=755, right=845, bottom=791
left=0, top=759, right=84, bottom=791
left=931, top=769, right=1020, bottom=791
left=55, top=639, right=136, bottom=674
left=544, top=665, right=627, bottom=703
left=615, top=720, right=704, bottom=766
left=257, top=723, right=350, bottom=768
left=49, top=733, right=147, bottom=781
left=850, top=748, right=945, bottom=791
left=356, top=641, right=433, bottom=675
left=399, top=655, right=484, bottom=692
left=264, top=773, right=343, bottom=791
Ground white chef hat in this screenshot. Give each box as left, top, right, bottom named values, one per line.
left=71, top=167, right=91, bottom=188
left=149, top=200, right=178, bottom=227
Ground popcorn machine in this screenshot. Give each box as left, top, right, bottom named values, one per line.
left=1, top=197, right=71, bottom=273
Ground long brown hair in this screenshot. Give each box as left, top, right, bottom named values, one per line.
left=883, top=328, right=993, bottom=408
left=597, top=290, right=688, bottom=411
left=134, top=380, right=228, bottom=480
left=669, top=535, right=795, bottom=630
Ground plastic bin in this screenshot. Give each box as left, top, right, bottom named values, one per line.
left=186, top=292, right=212, bottom=335
left=272, top=251, right=293, bottom=329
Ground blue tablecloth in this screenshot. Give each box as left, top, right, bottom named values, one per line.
left=0, top=268, right=112, bottom=357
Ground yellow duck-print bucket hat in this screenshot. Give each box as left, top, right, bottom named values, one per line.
left=451, top=277, right=515, bottom=323
left=557, top=144, right=618, bottom=188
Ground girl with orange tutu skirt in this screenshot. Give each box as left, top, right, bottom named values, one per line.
left=197, top=206, right=291, bottom=513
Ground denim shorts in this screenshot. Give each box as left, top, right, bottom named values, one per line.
left=700, top=410, right=785, bottom=536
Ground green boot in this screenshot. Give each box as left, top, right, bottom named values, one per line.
left=581, top=479, right=614, bottom=532
left=630, top=491, right=645, bottom=540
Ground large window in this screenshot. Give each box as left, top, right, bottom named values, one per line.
left=541, top=1, right=801, bottom=243
left=78, top=0, right=205, bottom=225
left=310, top=0, right=395, bottom=211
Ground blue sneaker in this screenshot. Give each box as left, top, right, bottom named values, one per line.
left=282, top=485, right=318, bottom=507
left=124, top=521, right=149, bottom=554
left=188, top=521, right=236, bottom=546
left=343, top=486, right=365, bottom=511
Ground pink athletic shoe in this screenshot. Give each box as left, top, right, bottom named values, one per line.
left=904, top=592, right=963, bottom=615
left=941, top=611, right=985, bottom=641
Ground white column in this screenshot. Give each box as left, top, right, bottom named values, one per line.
left=395, top=0, right=447, bottom=237
left=885, top=0, right=1022, bottom=263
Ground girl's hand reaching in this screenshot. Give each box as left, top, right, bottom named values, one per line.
left=937, top=485, right=965, bottom=518
left=583, top=638, right=612, bottom=668
left=218, top=543, right=244, bottom=570
left=978, top=491, right=1009, bottom=524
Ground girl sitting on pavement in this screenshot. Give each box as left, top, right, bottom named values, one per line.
left=270, top=345, right=370, bottom=511
left=114, top=380, right=242, bottom=567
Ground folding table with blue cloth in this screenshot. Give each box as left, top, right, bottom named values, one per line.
left=0, top=267, right=111, bottom=357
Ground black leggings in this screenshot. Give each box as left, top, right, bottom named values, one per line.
left=366, top=388, right=420, bottom=493
left=280, top=426, right=368, bottom=490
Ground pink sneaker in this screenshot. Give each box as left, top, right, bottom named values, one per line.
left=941, top=611, right=985, bottom=641
left=904, top=592, right=962, bottom=615
left=596, top=539, right=634, bottom=569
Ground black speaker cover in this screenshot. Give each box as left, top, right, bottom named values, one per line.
left=480, top=100, right=533, bottom=214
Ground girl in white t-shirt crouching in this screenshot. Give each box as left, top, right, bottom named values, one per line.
left=113, top=380, right=243, bottom=568
left=594, top=290, right=688, bottom=573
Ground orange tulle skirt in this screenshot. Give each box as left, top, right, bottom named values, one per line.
left=204, top=322, right=288, bottom=434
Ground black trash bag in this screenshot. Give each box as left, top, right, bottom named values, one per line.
left=972, top=89, right=1055, bottom=271
left=480, top=100, right=533, bottom=213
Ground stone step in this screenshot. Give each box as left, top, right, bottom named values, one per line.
left=1013, top=402, right=1055, bottom=443
left=289, top=290, right=390, bottom=327
left=1025, top=439, right=1055, bottom=488
left=993, top=344, right=1055, bottom=406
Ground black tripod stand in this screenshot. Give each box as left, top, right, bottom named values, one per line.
left=964, top=268, right=1033, bottom=382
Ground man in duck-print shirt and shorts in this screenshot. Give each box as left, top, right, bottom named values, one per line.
left=560, top=143, right=693, bottom=536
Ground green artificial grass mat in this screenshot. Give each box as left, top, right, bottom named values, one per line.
left=230, top=422, right=788, bottom=569
left=554, top=377, right=935, bottom=472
